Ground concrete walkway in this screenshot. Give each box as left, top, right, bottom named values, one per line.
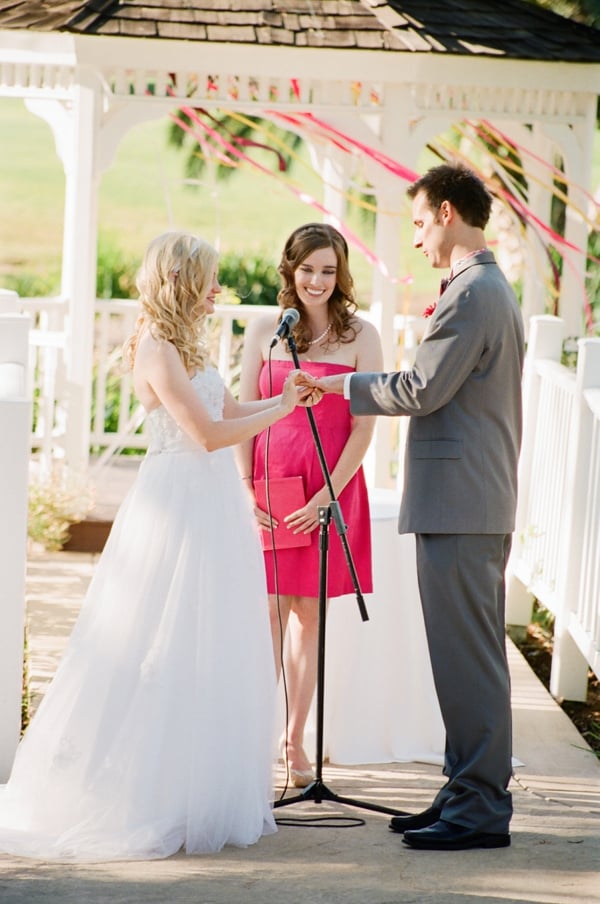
left=0, top=549, right=599, bottom=904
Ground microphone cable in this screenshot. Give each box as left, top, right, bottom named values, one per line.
left=261, top=345, right=293, bottom=801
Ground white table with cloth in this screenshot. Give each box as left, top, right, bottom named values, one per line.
left=280, top=487, right=446, bottom=767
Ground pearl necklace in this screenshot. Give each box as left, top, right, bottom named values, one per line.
left=307, top=323, right=331, bottom=346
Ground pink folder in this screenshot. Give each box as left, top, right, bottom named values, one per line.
left=253, top=476, right=312, bottom=551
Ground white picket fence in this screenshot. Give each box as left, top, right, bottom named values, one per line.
left=507, top=315, right=600, bottom=700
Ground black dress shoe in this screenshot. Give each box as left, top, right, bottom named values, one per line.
left=389, top=806, right=441, bottom=833
left=402, top=820, right=510, bottom=851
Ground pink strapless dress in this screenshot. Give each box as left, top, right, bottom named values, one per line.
left=253, top=361, right=372, bottom=598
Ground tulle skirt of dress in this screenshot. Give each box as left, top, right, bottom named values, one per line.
left=0, top=446, right=277, bottom=861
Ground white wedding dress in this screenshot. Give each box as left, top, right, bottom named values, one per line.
left=0, top=367, right=277, bottom=861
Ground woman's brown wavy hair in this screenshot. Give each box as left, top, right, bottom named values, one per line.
left=277, top=223, right=359, bottom=354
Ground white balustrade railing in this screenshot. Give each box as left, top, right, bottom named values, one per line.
left=87, top=299, right=286, bottom=468
left=17, top=295, right=421, bottom=470
left=575, top=387, right=600, bottom=674
left=17, top=296, right=67, bottom=471
left=516, top=359, right=575, bottom=607
left=508, top=315, right=600, bottom=699
left=17, top=297, right=281, bottom=461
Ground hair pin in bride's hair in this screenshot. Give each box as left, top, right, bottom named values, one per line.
left=171, top=239, right=200, bottom=279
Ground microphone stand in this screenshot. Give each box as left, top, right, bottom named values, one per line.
left=273, top=334, right=406, bottom=818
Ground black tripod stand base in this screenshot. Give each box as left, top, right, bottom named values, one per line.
left=273, top=779, right=408, bottom=817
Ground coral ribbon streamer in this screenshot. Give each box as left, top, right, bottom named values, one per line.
left=170, top=107, right=397, bottom=278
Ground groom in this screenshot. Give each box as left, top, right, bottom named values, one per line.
left=306, top=163, right=524, bottom=851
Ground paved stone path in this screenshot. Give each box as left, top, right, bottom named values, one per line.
left=0, top=550, right=598, bottom=904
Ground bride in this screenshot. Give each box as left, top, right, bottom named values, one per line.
left=0, top=231, right=311, bottom=862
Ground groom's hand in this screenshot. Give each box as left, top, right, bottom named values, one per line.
left=310, top=373, right=346, bottom=395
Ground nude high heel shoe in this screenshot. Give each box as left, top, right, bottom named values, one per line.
left=288, top=767, right=315, bottom=788
left=280, top=740, right=314, bottom=788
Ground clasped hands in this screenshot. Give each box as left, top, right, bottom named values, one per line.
left=287, top=371, right=343, bottom=407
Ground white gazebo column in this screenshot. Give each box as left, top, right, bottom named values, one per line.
left=513, top=124, right=556, bottom=335
left=29, top=72, right=102, bottom=470
left=555, top=112, right=596, bottom=339
left=369, top=173, right=406, bottom=489
left=529, top=115, right=596, bottom=340
left=356, top=89, right=406, bottom=488
left=26, top=78, right=99, bottom=470
left=309, top=142, right=351, bottom=226
left=308, top=139, right=394, bottom=488
left=57, top=90, right=159, bottom=472
left=366, top=97, right=429, bottom=490
left=0, top=309, right=31, bottom=780
left=61, top=69, right=103, bottom=470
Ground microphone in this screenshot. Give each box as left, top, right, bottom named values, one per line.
left=269, top=308, right=300, bottom=348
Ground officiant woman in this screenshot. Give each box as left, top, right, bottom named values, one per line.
left=236, top=223, right=383, bottom=788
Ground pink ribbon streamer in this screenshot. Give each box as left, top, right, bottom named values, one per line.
left=170, top=107, right=405, bottom=279
left=271, top=111, right=420, bottom=183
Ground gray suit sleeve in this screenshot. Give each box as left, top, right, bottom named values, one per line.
left=349, top=292, right=487, bottom=418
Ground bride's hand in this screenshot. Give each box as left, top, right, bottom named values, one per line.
left=280, top=370, right=320, bottom=412
left=294, top=373, right=323, bottom=407
left=298, top=385, right=323, bottom=407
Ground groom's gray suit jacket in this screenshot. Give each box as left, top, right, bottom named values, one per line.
left=350, top=251, right=525, bottom=534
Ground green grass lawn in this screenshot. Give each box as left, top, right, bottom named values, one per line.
left=0, top=98, right=439, bottom=307
left=2, top=98, right=597, bottom=311
left=0, top=99, right=330, bottom=276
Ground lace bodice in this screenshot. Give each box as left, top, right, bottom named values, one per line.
left=146, top=367, right=224, bottom=454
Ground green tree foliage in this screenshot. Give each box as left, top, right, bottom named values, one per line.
left=167, top=110, right=302, bottom=184
left=97, top=234, right=139, bottom=299
left=218, top=251, right=280, bottom=307
left=2, top=269, right=60, bottom=297
left=587, top=231, right=600, bottom=328
left=217, top=250, right=281, bottom=335
left=527, top=0, right=600, bottom=26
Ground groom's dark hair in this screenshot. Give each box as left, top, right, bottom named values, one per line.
left=407, top=163, right=492, bottom=229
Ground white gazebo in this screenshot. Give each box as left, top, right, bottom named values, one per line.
left=0, top=0, right=599, bottom=474
left=1, top=0, right=600, bottom=781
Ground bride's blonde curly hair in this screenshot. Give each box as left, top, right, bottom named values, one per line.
left=123, top=231, right=218, bottom=372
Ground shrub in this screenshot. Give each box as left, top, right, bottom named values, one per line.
left=586, top=230, right=600, bottom=333
left=97, top=234, right=139, bottom=299
left=2, top=269, right=60, bottom=297
left=217, top=251, right=280, bottom=308
left=28, top=465, right=94, bottom=552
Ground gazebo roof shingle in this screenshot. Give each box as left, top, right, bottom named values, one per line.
left=0, top=0, right=599, bottom=62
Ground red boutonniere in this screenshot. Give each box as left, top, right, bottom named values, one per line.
left=423, top=302, right=437, bottom=318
